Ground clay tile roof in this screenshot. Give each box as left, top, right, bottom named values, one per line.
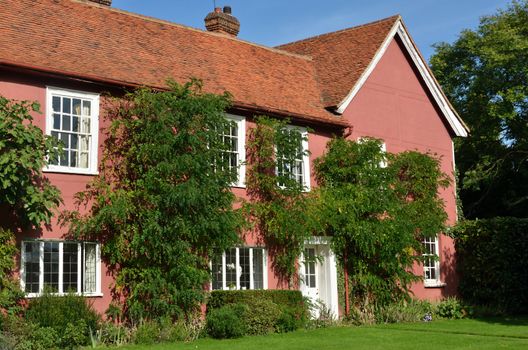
left=0, top=0, right=348, bottom=126
left=277, top=15, right=400, bottom=109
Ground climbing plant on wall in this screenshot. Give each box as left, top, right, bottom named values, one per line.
left=63, top=80, right=243, bottom=323
left=244, top=116, right=315, bottom=287
left=313, top=137, right=450, bottom=317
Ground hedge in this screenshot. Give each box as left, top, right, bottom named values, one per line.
left=207, top=290, right=305, bottom=310
left=453, top=217, right=528, bottom=314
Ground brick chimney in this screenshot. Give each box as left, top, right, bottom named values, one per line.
left=88, top=0, right=112, bottom=6
left=205, top=6, right=240, bottom=37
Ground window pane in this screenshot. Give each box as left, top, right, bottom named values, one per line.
left=63, top=97, right=71, bottom=114
left=252, top=249, right=264, bottom=290
left=83, top=100, right=91, bottom=116
left=62, top=115, right=71, bottom=131
left=211, top=254, right=223, bottom=290
left=73, top=99, right=82, bottom=116
left=63, top=243, right=78, bottom=293
left=52, top=96, right=61, bottom=113
left=43, top=242, right=59, bottom=292
left=83, top=243, right=97, bottom=294
left=225, top=248, right=237, bottom=289
left=239, top=248, right=250, bottom=290
left=72, top=116, right=79, bottom=132
left=53, top=114, right=61, bottom=129
left=23, top=242, right=40, bottom=294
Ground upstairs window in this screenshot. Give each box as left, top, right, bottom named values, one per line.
left=46, top=87, right=99, bottom=175
left=21, top=240, right=101, bottom=297
left=213, top=115, right=245, bottom=187
left=211, top=247, right=267, bottom=290
left=276, top=127, right=310, bottom=190
left=423, top=236, right=440, bottom=286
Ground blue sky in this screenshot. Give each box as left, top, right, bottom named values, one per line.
left=112, top=0, right=511, bottom=61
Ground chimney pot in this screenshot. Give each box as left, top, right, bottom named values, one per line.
left=204, top=5, right=240, bottom=37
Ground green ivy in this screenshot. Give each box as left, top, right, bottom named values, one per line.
left=244, top=116, right=314, bottom=287
left=63, top=80, right=243, bottom=323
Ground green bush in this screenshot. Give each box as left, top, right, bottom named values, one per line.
left=375, top=300, right=434, bottom=324
left=208, top=290, right=309, bottom=334
left=206, top=304, right=247, bottom=339
left=133, top=321, right=160, bottom=345
left=25, top=292, right=100, bottom=347
left=454, top=218, right=528, bottom=314
left=435, top=297, right=470, bottom=319
left=244, top=298, right=282, bottom=335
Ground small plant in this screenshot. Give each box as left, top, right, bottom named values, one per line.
left=206, top=304, right=247, bottom=339
left=375, top=300, right=434, bottom=324
left=306, top=299, right=336, bottom=329
left=243, top=298, right=282, bottom=335
left=133, top=321, right=160, bottom=345
left=435, top=297, right=470, bottom=319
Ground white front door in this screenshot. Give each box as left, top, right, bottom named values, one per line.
left=300, top=239, right=339, bottom=319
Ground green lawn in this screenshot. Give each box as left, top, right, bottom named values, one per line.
left=121, top=317, right=528, bottom=350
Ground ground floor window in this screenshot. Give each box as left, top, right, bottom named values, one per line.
left=423, top=236, right=440, bottom=286
left=211, top=247, right=267, bottom=290
left=21, top=240, right=101, bottom=297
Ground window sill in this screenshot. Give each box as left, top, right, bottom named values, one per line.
left=424, top=281, right=446, bottom=288
left=25, top=292, right=103, bottom=298
left=43, top=167, right=99, bottom=176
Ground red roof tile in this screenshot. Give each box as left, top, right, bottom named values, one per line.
left=277, top=16, right=400, bottom=108
left=0, top=0, right=347, bottom=126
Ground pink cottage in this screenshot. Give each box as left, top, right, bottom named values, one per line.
left=0, top=0, right=468, bottom=316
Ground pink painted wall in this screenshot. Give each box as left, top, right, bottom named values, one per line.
left=342, top=37, right=458, bottom=300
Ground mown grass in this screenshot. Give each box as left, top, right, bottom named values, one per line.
left=118, top=316, right=528, bottom=350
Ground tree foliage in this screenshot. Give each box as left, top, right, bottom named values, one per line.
left=313, top=137, right=449, bottom=311
left=0, top=96, right=61, bottom=314
left=244, top=116, right=314, bottom=286
left=430, top=0, right=528, bottom=218
left=63, top=80, right=243, bottom=323
left=0, top=96, right=61, bottom=228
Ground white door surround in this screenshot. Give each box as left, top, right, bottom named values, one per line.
left=300, top=237, right=339, bottom=318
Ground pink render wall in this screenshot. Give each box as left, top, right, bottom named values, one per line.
left=342, top=37, right=458, bottom=300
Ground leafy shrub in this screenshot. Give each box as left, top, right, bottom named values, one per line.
left=244, top=299, right=282, bottom=335
left=133, top=321, right=160, bottom=345
left=25, top=292, right=100, bottom=347
left=375, top=300, right=434, bottom=324
left=206, top=304, right=247, bottom=339
left=454, top=218, right=528, bottom=314
left=435, top=297, right=470, bottom=319
left=276, top=307, right=304, bottom=333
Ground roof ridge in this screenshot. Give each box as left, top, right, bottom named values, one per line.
left=275, top=14, right=401, bottom=49
left=72, top=0, right=313, bottom=61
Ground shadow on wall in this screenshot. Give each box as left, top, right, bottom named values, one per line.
left=440, top=245, right=458, bottom=298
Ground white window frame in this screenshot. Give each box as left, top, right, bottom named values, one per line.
left=225, top=114, right=246, bottom=188
left=44, top=87, right=100, bottom=175
left=423, top=235, right=443, bottom=287
left=276, top=126, right=311, bottom=191
left=210, top=247, right=268, bottom=291
left=20, top=240, right=102, bottom=298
